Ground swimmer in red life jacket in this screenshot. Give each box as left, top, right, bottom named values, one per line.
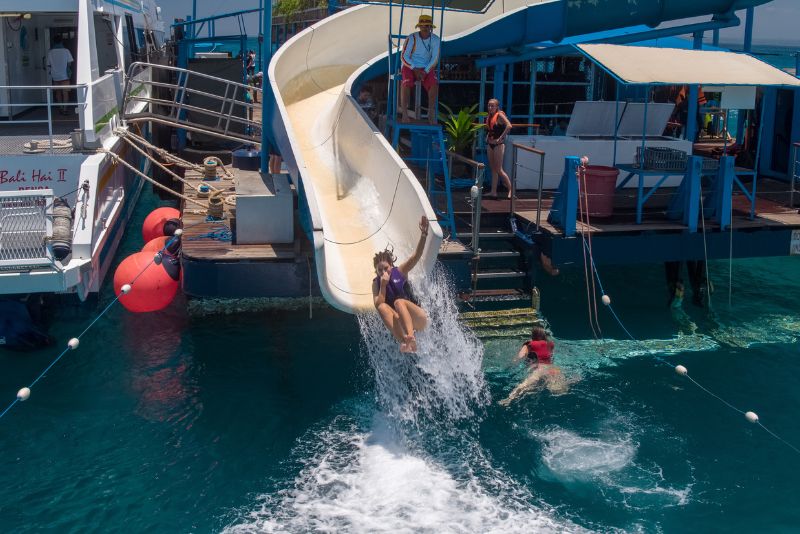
left=372, top=216, right=430, bottom=353
left=500, top=326, right=568, bottom=405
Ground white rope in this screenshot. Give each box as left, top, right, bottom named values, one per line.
left=698, top=191, right=714, bottom=310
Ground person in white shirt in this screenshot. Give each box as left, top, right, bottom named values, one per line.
left=47, top=35, right=74, bottom=114
left=399, top=14, right=440, bottom=124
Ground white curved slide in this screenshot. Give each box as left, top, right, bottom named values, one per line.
left=268, top=1, right=545, bottom=313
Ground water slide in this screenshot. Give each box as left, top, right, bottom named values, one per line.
left=267, top=0, right=770, bottom=314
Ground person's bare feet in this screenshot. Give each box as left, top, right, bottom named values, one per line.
left=404, top=334, right=417, bottom=353
left=399, top=342, right=411, bottom=353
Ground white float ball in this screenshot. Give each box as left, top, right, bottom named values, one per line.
left=675, top=365, right=688, bottom=376
left=173, top=228, right=183, bottom=237
left=120, top=284, right=132, bottom=294
left=17, top=387, right=30, bottom=401
left=470, top=185, right=479, bottom=200
left=68, top=338, right=80, bottom=350
left=601, top=294, right=611, bottom=306
left=745, top=411, right=759, bottom=423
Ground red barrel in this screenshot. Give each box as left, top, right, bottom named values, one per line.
left=581, top=165, right=619, bottom=218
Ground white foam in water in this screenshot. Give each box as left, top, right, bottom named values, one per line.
left=225, top=266, right=594, bottom=533
left=358, top=265, right=489, bottom=424
left=537, top=426, right=693, bottom=509
left=539, top=428, right=637, bottom=479
left=226, top=417, right=585, bottom=533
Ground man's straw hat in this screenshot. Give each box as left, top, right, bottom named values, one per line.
left=416, top=14, right=436, bottom=28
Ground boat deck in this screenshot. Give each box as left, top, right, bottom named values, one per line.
left=0, top=108, right=79, bottom=155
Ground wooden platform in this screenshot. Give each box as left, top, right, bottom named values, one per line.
left=180, top=166, right=304, bottom=262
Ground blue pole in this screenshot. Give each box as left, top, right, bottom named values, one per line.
left=736, top=7, right=756, bottom=145
left=743, top=7, right=754, bottom=53
left=258, top=0, right=264, bottom=72
left=328, top=0, right=336, bottom=17
left=493, top=64, right=505, bottom=107
left=712, top=29, right=719, bottom=47
left=260, top=0, right=274, bottom=173
left=192, top=1, right=197, bottom=38
left=687, top=32, right=703, bottom=142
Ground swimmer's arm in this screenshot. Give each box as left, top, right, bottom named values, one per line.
left=399, top=216, right=429, bottom=276
left=512, top=344, right=529, bottom=364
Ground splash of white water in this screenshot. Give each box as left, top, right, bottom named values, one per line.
left=226, top=414, right=588, bottom=534
left=358, top=265, right=489, bottom=424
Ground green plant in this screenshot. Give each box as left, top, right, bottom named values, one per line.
left=438, top=103, right=486, bottom=156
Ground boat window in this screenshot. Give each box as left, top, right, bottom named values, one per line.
left=124, top=14, right=139, bottom=65
left=95, top=14, right=119, bottom=73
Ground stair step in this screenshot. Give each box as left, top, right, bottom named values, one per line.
left=474, top=269, right=526, bottom=280
left=477, top=250, right=520, bottom=259
left=459, top=288, right=529, bottom=303
left=456, top=231, right=514, bottom=240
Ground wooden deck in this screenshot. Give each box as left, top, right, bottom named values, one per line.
left=448, top=179, right=800, bottom=236
left=180, top=166, right=303, bottom=262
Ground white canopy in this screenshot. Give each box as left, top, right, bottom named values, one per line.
left=577, top=44, right=800, bottom=87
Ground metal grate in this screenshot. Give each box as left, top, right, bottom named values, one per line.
left=0, top=191, right=53, bottom=269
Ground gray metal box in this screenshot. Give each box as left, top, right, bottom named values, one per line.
left=234, top=171, right=294, bottom=244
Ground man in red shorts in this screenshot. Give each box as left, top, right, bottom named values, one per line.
left=399, top=14, right=440, bottom=124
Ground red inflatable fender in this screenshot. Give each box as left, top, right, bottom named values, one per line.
left=113, top=251, right=179, bottom=313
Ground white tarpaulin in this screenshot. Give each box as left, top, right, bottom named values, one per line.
left=577, top=44, right=800, bottom=87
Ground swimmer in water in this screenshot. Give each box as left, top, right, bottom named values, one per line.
left=500, top=326, right=568, bottom=405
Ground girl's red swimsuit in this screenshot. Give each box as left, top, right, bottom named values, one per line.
left=525, top=340, right=554, bottom=364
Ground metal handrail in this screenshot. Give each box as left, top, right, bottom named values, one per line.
left=0, top=84, right=89, bottom=154
left=446, top=150, right=485, bottom=293
left=792, top=141, right=799, bottom=209
left=123, top=62, right=263, bottom=146
left=511, top=143, right=546, bottom=232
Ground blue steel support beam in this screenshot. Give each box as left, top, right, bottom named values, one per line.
left=710, top=156, right=734, bottom=231
left=171, top=9, right=263, bottom=28
left=548, top=157, right=580, bottom=237
left=736, top=7, right=755, bottom=144
left=686, top=31, right=703, bottom=142
left=261, top=0, right=273, bottom=173
left=743, top=7, right=754, bottom=53
left=685, top=157, right=702, bottom=233
left=493, top=64, right=505, bottom=107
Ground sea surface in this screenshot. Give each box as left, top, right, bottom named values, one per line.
left=1, top=180, right=799, bottom=532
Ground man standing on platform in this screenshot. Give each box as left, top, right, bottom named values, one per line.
left=400, top=14, right=440, bottom=124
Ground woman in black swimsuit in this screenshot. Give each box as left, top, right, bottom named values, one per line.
left=485, top=98, right=513, bottom=199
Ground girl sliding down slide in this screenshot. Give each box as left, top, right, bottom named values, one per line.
left=372, top=216, right=430, bottom=353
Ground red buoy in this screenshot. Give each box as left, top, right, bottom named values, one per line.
left=113, top=251, right=179, bottom=313
left=142, top=236, right=169, bottom=253
left=142, top=207, right=180, bottom=243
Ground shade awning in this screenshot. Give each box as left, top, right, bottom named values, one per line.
left=577, top=43, right=800, bottom=87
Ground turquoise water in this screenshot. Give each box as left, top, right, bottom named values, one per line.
left=1, top=188, right=799, bottom=532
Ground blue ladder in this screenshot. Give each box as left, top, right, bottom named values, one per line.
left=389, top=121, right=456, bottom=236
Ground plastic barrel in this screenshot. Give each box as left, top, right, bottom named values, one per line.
left=581, top=165, right=619, bottom=218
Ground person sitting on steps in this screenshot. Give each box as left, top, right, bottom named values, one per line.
left=372, top=216, right=430, bottom=353
left=399, top=14, right=440, bottom=125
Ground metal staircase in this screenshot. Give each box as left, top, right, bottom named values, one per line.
left=121, top=62, right=262, bottom=146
